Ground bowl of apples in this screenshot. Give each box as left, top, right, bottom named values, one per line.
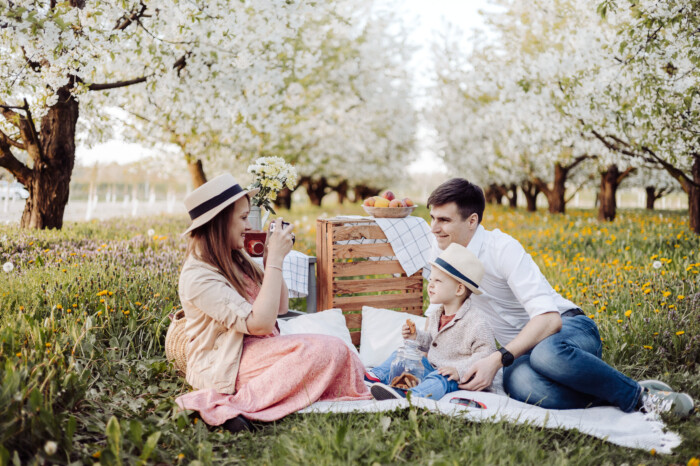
left=362, top=191, right=417, bottom=218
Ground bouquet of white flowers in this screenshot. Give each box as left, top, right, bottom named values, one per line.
left=247, top=156, right=299, bottom=214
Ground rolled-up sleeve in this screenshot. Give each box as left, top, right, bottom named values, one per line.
left=180, top=267, right=253, bottom=333
left=496, top=239, right=558, bottom=319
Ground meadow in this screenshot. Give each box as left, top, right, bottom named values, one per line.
left=0, top=204, right=698, bottom=465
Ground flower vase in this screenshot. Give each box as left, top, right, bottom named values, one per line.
left=249, top=205, right=263, bottom=231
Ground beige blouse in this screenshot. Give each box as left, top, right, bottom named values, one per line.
left=178, top=256, right=257, bottom=394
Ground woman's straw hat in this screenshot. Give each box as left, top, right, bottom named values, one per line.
left=429, top=243, right=484, bottom=295
left=183, top=174, right=260, bottom=235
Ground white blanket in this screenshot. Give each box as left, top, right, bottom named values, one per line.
left=299, top=390, right=681, bottom=454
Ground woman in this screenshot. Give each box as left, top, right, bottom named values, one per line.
left=175, top=174, right=370, bottom=432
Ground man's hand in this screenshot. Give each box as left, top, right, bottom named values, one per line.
left=459, top=352, right=502, bottom=391
left=437, top=366, right=460, bottom=381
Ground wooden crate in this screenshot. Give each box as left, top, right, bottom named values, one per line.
left=316, top=218, right=424, bottom=345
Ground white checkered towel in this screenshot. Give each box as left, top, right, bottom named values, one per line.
left=252, top=249, right=310, bottom=298
left=373, top=216, right=433, bottom=277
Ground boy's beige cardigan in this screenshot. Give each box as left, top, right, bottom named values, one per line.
left=415, top=298, right=497, bottom=385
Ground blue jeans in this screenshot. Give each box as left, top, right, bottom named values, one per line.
left=504, top=315, right=641, bottom=412
left=371, top=351, right=460, bottom=400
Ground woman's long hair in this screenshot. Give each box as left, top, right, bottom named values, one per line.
left=186, top=196, right=264, bottom=300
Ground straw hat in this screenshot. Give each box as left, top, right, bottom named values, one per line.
left=183, top=174, right=260, bottom=235
left=429, top=243, right=484, bottom=295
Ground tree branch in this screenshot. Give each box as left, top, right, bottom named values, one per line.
left=114, top=1, right=149, bottom=31
left=0, top=102, right=22, bottom=128
left=562, top=154, right=593, bottom=172
left=616, top=166, right=636, bottom=184
left=0, top=128, right=25, bottom=150
left=530, top=176, right=552, bottom=197
left=87, top=76, right=151, bottom=91
left=0, top=138, right=31, bottom=185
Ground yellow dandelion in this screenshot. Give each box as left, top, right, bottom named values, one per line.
left=92, top=451, right=101, bottom=459
left=45, top=343, right=51, bottom=347
left=643, top=345, right=653, bottom=350
left=624, top=310, right=632, bottom=318
left=16, top=352, right=21, bottom=357
left=617, top=319, right=623, bottom=323
left=56, top=304, right=63, bottom=309
left=178, top=453, right=185, bottom=461
left=676, top=331, right=685, bottom=336
left=643, top=289, right=651, bottom=295
left=677, top=295, right=685, bottom=300
left=97, top=311, right=103, bottom=316
left=688, top=457, right=699, bottom=466
left=73, top=303, right=77, bottom=307
left=100, top=299, right=105, bottom=303
left=19, top=306, right=24, bottom=311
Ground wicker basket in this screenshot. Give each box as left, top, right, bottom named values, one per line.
left=165, top=309, right=189, bottom=376
left=362, top=205, right=416, bottom=218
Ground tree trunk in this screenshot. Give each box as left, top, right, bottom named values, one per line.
left=598, top=164, right=619, bottom=221
left=645, top=187, right=658, bottom=210
left=547, top=163, right=567, bottom=214
left=301, top=176, right=328, bottom=206
left=484, top=184, right=504, bottom=204
left=521, top=180, right=539, bottom=212
left=507, top=184, right=518, bottom=208
left=353, top=184, right=380, bottom=202
left=274, top=187, right=292, bottom=210
left=335, top=180, right=349, bottom=204
left=187, top=159, right=207, bottom=188
left=689, top=154, right=699, bottom=234
left=20, top=88, right=79, bottom=229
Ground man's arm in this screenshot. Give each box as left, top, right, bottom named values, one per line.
left=458, top=311, right=562, bottom=391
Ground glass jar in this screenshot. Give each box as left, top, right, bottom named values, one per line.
left=388, top=339, right=425, bottom=389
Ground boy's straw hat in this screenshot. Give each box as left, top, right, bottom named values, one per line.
left=183, top=174, right=259, bottom=235
left=429, top=243, right=484, bottom=295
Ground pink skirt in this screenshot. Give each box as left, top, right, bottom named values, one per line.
left=175, top=333, right=371, bottom=425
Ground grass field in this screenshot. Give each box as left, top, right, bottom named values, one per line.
left=0, top=204, right=698, bottom=465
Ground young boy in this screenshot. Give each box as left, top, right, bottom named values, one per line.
left=370, top=243, right=497, bottom=400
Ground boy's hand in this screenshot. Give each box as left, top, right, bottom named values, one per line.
left=401, top=323, right=416, bottom=340
left=438, top=366, right=459, bottom=381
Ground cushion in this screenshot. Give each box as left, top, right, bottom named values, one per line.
left=277, top=308, right=359, bottom=356
left=359, top=306, right=427, bottom=368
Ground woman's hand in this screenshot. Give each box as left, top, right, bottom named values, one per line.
left=401, top=323, right=417, bottom=340
left=265, top=219, right=294, bottom=266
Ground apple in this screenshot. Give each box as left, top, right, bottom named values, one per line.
left=402, top=197, right=414, bottom=207
left=389, top=199, right=402, bottom=207
left=363, top=197, right=375, bottom=207
left=382, top=190, right=395, bottom=201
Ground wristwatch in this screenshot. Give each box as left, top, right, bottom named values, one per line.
left=498, top=347, right=515, bottom=367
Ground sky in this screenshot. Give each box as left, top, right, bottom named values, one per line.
left=76, top=0, right=493, bottom=173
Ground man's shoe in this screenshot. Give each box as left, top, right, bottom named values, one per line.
left=370, top=383, right=406, bottom=400
left=639, top=388, right=694, bottom=419
left=221, top=415, right=253, bottom=433
left=638, top=379, right=673, bottom=392
left=364, top=371, right=381, bottom=383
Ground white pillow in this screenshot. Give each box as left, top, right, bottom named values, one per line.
left=277, top=309, right=359, bottom=356
left=359, top=306, right=427, bottom=368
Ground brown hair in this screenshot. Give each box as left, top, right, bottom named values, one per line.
left=186, top=196, right=264, bottom=300
left=427, top=178, right=485, bottom=224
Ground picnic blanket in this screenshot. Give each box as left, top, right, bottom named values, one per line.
left=299, top=389, right=682, bottom=454
left=252, top=249, right=310, bottom=297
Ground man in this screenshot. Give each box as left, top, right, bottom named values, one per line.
left=425, top=178, right=693, bottom=416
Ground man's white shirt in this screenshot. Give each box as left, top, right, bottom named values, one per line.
left=426, top=225, right=577, bottom=346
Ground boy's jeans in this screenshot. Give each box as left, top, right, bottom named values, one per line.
left=371, top=351, right=459, bottom=400
left=504, top=315, right=641, bottom=412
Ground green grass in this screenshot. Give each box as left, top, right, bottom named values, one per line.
left=0, top=204, right=698, bottom=465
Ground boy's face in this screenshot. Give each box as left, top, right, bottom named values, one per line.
left=428, top=267, right=463, bottom=305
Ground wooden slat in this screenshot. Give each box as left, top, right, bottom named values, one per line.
left=333, top=293, right=423, bottom=312
left=333, top=276, right=422, bottom=294
left=333, top=242, right=395, bottom=259
left=332, top=225, right=387, bottom=241
left=350, top=331, right=361, bottom=346
left=344, top=312, right=363, bottom=329
left=316, top=220, right=335, bottom=312
left=333, top=260, right=405, bottom=277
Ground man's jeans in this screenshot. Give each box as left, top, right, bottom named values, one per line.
left=504, top=315, right=641, bottom=412
left=372, top=351, right=460, bottom=400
